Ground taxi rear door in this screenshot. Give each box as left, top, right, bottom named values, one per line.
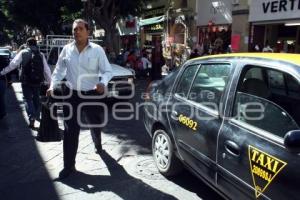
left=216, top=62, right=300, bottom=200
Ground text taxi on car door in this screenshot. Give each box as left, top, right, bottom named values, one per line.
left=143, top=53, right=300, bottom=200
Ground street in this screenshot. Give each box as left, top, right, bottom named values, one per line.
left=0, top=79, right=223, bottom=200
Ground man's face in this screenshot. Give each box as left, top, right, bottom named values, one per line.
left=72, top=22, right=89, bottom=43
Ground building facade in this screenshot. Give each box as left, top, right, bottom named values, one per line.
left=231, top=0, right=300, bottom=53
left=196, top=0, right=233, bottom=54
left=249, top=0, right=300, bottom=53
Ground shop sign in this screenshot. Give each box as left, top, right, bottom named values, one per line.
left=144, top=6, right=165, bottom=17
left=144, top=23, right=164, bottom=33
left=249, top=0, right=300, bottom=22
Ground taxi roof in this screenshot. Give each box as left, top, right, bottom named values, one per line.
left=193, top=53, right=300, bottom=67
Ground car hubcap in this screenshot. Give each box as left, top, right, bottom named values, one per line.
left=154, top=133, right=170, bottom=169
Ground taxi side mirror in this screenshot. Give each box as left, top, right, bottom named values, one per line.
left=284, top=130, right=300, bottom=153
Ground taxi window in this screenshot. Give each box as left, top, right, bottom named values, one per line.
left=233, top=92, right=299, bottom=137
left=188, top=64, right=231, bottom=111
left=234, top=65, right=300, bottom=138
left=175, top=64, right=199, bottom=98
left=268, top=70, right=285, bottom=89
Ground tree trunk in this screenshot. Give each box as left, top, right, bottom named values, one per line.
left=103, top=25, right=118, bottom=54
left=92, top=0, right=120, bottom=54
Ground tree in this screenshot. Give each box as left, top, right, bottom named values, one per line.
left=2, top=0, right=66, bottom=36
left=90, top=0, right=148, bottom=53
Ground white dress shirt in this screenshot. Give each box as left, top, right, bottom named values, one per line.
left=141, top=57, right=151, bottom=69
left=0, top=48, right=52, bottom=83
left=49, top=41, right=112, bottom=91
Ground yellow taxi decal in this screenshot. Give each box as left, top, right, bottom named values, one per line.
left=248, top=145, right=287, bottom=198
left=178, top=114, right=198, bottom=131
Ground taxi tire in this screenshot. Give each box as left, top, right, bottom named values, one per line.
left=152, top=129, right=183, bottom=176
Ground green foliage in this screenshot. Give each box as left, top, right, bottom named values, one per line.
left=0, top=0, right=150, bottom=46
left=1, top=0, right=83, bottom=36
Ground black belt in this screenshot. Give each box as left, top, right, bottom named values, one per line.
left=73, top=89, right=98, bottom=96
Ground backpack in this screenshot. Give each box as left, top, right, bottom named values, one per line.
left=20, top=49, right=44, bottom=85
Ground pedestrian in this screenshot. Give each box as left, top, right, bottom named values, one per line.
left=189, top=48, right=200, bottom=59
left=46, top=19, right=113, bottom=179
left=141, top=53, right=151, bottom=77
left=262, top=45, right=273, bottom=52
left=262, top=41, right=273, bottom=52
left=253, top=44, right=260, bottom=52
left=0, top=37, right=51, bottom=128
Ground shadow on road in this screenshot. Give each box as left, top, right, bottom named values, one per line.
left=58, top=150, right=178, bottom=200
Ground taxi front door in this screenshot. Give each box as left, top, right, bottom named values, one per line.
left=168, top=63, right=232, bottom=184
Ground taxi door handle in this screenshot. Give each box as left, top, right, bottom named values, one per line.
left=171, top=110, right=179, bottom=120
left=224, top=140, right=240, bottom=157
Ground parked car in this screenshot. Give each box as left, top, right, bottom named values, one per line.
left=143, top=53, right=300, bottom=200
left=0, top=48, right=11, bottom=59
left=0, top=47, right=19, bottom=82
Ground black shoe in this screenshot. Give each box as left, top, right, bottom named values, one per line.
left=95, top=145, right=102, bottom=154
left=58, top=167, right=76, bottom=179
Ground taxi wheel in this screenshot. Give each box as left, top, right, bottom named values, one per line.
left=152, top=129, right=183, bottom=176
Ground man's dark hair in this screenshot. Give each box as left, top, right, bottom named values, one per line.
left=73, top=19, right=89, bottom=30
left=26, top=37, right=37, bottom=46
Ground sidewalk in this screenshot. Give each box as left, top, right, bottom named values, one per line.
left=0, top=82, right=209, bottom=200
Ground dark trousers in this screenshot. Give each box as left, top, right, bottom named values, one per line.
left=21, top=83, right=41, bottom=120
left=62, top=89, right=104, bottom=169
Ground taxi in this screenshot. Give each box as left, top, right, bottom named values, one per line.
left=143, top=53, right=300, bottom=200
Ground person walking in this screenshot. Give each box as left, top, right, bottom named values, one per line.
left=46, top=19, right=112, bottom=179
left=0, top=38, right=51, bottom=128
left=189, top=48, right=200, bottom=59
left=141, top=53, right=151, bottom=77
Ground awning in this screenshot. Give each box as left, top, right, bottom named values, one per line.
left=139, top=15, right=165, bottom=26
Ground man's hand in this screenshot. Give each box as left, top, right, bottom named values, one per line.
left=46, top=89, right=53, bottom=97
left=95, top=83, right=105, bottom=94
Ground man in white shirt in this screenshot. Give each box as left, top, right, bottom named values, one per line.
left=0, top=38, right=52, bottom=128
left=46, top=19, right=112, bottom=179
left=141, top=53, right=151, bottom=77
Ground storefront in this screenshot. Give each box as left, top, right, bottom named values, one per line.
left=249, top=0, right=300, bottom=53
left=139, top=6, right=165, bottom=49
left=117, top=16, right=139, bottom=51
left=196, top=0, right=232, bottom=54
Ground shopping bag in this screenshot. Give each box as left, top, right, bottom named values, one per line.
left=36, top=96, right=61, bottom=142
